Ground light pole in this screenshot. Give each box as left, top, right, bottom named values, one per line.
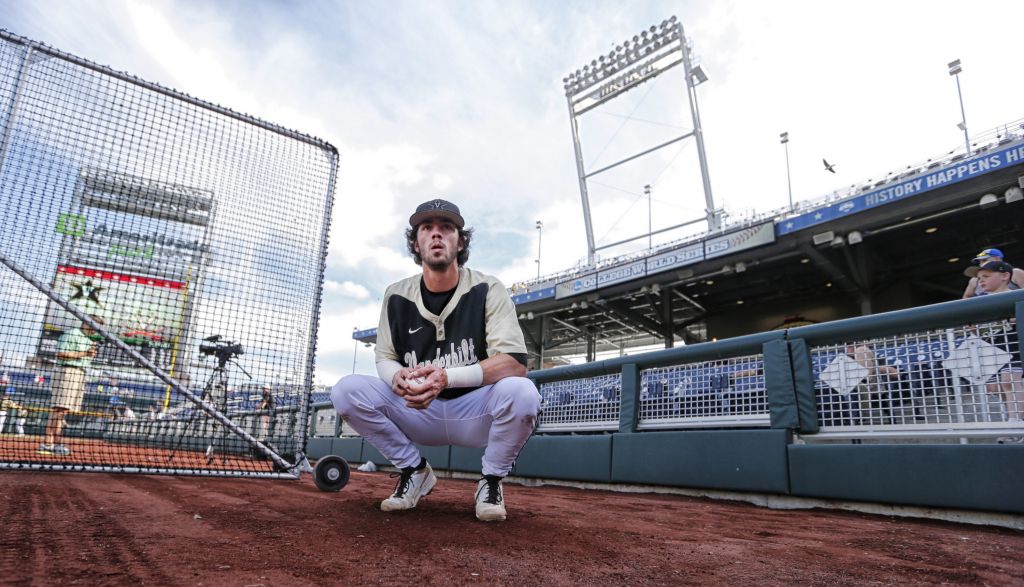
left=535, top=220, right=543, bottom=278
left=948, top=59, right=970, bottom=156
left=351, top=328, right=358, bottom=374
left=644, top=185, right=652, bottom=249
left=780, top=132, right=793, bottom=209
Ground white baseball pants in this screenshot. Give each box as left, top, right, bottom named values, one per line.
left=330, top=374, right=541, bottom=477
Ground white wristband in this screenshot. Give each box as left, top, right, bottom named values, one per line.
left=445, top=364, right=483, bottom=388
left=376, top=360, right=403, bottom=387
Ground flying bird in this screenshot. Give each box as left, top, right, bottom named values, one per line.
left=823, top=158, right=836, bottom=174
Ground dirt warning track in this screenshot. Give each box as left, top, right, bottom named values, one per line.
left=0, top=470, right=1021, bottom=586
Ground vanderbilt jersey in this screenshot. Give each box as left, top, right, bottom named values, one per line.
left=375, top=266, right=528, bottom=399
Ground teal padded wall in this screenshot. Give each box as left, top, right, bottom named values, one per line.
left=450, top=446, right=486, bottom=473
left=331, top=437, right=363, bottom=462
left=306, top=437, right=333, bottom=460
left=359, top=442, right=450, bottom=469
left=512, top=434, right=612, bottom=482
left=611, top=429, right=791, bottom=493
left=763, top=338, right=798, bottom=429
left=789, top=444, right=1024, bottom=514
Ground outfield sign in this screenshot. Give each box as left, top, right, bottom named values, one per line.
left=777, top=141, right=1024, bottom=235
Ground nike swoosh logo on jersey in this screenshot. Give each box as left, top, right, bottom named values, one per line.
left=408, top=327, right=423, bottom=334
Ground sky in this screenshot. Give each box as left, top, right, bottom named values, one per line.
left=3, top=0, right=1024, bottom=385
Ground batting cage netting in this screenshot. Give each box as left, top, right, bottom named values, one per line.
left=0, top=30, right=337, bottom=478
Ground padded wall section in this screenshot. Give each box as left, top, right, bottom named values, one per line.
left=611, top=429, right=791, bottom=493
left=450, top=446, right=486, bottom=473
left=763, top=339, right=798, bottom=429
left=331, top=438, right=363, bottom=462
left=788, top=338, right=820, bottom=433
left=789, top=445, right=1024, bottom=514
left=513, top=435, right=612, bottom=482
left=360, top=443, right=450, bottom=468
left=306, top=438, right=333, bottom=460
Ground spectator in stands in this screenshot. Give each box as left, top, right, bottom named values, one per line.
left=0, top=388, right=27, bottom=435
left=330, top=198, right=540, bottom=522
left=969, top=261, right=1024, bottom=442
left=962, top=249, right=1023, bottom=298
left=846, top=344, right=902, bottom=425
left=39, top=316, right=102, bottom=456
left=259, top=386, right=276, bottom=440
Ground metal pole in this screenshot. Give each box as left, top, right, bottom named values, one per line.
left=351, top=338, right=358, bottom=374
left=781, top=132, right=793, bottom=208
left=567, top=101, right=596, bottom=264
left=955, top=74, right=970, bottom=156
left=644, top=185, right=652, bottom=249
left=535, top=220, right=543, bottom=278
left=678, top=24, right=718, bottom=231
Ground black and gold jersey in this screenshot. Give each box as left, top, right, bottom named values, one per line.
left=375, top=266, right=528, bottom=399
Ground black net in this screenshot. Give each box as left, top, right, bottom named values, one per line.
left=0, top=31, right=336, bottom=478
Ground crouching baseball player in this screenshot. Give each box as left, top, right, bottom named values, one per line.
left=331, top=199, right=540, bottom=522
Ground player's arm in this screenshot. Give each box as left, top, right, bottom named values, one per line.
left=962, top=277, right=977, bottom=299
left=480, top=352, right=526, bottom=384
left=373, top=289, right=417, bottom=397
left=56, top=343, right=94, bottom=361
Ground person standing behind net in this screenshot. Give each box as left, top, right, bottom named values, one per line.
left=259, top=386, right=276, bottom=440
left=331, top=199, right=540, bottom=522
left=0, top=388, right=27, bottom=436
left=39, top=316, right=102, bottom=456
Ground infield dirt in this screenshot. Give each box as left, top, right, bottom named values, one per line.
left=1, top=469, right=1022, bottom=585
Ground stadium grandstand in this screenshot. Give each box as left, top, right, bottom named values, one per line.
left=354, top=117, right=1024, bottom=370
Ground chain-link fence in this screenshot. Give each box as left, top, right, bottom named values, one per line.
left=0, top=30, right=336, bottom=477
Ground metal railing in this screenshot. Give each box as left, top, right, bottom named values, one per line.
left=791, top=291, right=1024, bottom=441
left=311, top=292, right=1024, bottom=446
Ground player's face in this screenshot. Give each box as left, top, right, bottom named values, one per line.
left=415, top=217, right=462, bottom=270
left=977, top=269, right=1009, bottom=293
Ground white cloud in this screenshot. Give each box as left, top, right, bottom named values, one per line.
left=323, top=280, right=370, bottom=300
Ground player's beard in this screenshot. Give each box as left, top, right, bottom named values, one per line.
left=424, top=248, right=456, bottom=271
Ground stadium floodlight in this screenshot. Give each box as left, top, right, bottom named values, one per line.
left=1006, top=186, right=1023, bottom=204
left=691, top=64, right=709, bottom=85
left=979, top=193, right=999, bottom=208
left=948, top=59, right=971, bottom=156
left=847, top=230, right=864, bottom=245
left=562, top=16, right=720, bottom=262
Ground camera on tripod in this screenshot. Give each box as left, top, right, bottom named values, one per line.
left=199, top=335, right=244, bottom=362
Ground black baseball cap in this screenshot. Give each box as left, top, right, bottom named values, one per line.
left=977, top=260, right=1013, bottom=274
left=409, top=199, right=465, bottom=228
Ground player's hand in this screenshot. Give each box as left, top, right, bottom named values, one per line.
left=404, top=365, right=447, bottom=409
left=391, top=367, right=417, bottom=397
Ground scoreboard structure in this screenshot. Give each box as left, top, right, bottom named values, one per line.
left=38, top=168, right=214, bottom=382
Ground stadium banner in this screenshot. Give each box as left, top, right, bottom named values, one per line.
left=597, top=259, right=647, bottom=288
left=704, top=222, right=775, bottom=260
left=777, top=141, right=1024, bottom=235
left=646, top=242, right=704, bottom=276
left=555, top=272, right=598, bottom=300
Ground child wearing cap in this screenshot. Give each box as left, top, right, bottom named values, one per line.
left=961, top=248, right=1024, bottom=298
